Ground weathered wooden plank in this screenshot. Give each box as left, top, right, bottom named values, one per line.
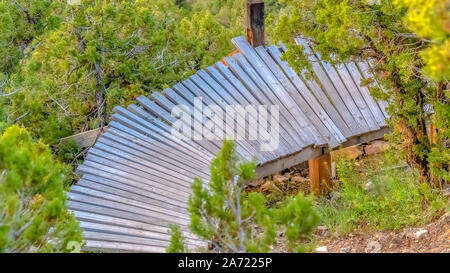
left=338, top=126, right=391, bottom=149
left=95, top=133, right=202, bottom=183
left=116, top=103, right=214, bottom=161
left=267, top=45, right=352, bottom=142
left=192, top=72, right=276, bottom=161
left=149, top=91, right=222, bottom=155
left=131, top=97, right=221, bottom=160
left=69, top=200, right=190, bottom=232
left=105, top=124, right=210, bottom=171
left=97, top=135, right=209, bottom=181
left=294, top=38, right=362, bottom=134
left=204, top=66, right=281, bottom=159
left=84, top=152, right=192, bottom=194
left=345, top=62, right=385, bottom=127
left=82, top=231, right=204, bottom=250
left=88, top=146, right=195, bottom=187
left=83, top=231, right=168, bottom=248
left=332, top=63, right=380, bottom=131
left=197, top=69, right=275, bottom=157
left=224, top=55, right=303, bottom=153
left=357, top=62, right=390, bottom=119
left=229, top=53, right=311, bottom=149
left=126, top=103, right=220, bottom=162
left=301, top=49, right=369, bottom=135
left=256, top=45, right=345, bottom=147
left=77, top=179, right=188, bottom=213
left=73, top=210, right=199, bottom=241
left=81, top=223, right=204, bottom=247
left=71, top=185, right=190, bottom=221
left=180, top=78, right=256, bottom=162
left=69, top=192, right=190, bottom=226
left=279, top=43, right=359, bottom=138
left=83, top=240, right=166, bottom=253
left=191, top=71, right=272, bottom=162
left=59, top=127, right=107, bottom=148
left=79, top=159, right=191, bottom=198
left=80, top=173, right=187, bottom=208
left=233, top=37, right=319, bottom=147
left=77, top=172, right=188, bottom=208
left=214, top=60, right=296, bottom=155
left=111, top=109, right=212, bottom=164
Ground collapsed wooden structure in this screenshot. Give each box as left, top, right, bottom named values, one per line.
left=68, top=35, right=390, bottom=252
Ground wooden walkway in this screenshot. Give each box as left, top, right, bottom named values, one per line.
left=68, top=36, right=390, bottom=252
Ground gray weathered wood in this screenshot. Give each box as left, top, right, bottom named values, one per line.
left=69, top=35, right=394, bottom=253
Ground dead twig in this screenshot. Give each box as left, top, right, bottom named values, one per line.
left=0, top=88, right=22, bottom=97
left=13, top=112, right=30, bottom=123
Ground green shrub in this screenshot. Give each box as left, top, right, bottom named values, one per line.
left=170, top=141, right=319, bottom=253
left=0, top=125, right=83, bottom=252
left=166, top=224, right=188, bottom=253
left=316, top=154, right=448, bottom=235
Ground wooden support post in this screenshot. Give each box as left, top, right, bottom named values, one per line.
left=309, top=152, right=332, bottom=196
left=427, top=123, right=437, bottom=144
left=246, top=0, right=265, bottom=48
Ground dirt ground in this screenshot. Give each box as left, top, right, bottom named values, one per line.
left=314, top=212, right=450, bottom=253
left=247, top=141, right=450, bottom=253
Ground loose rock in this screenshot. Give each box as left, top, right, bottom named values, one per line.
left=332, top=145, right=363, bottom=160
left=364, top=140, right=389, bottom=155
left=415, top=229, right=428, bottom=239
left=273, top=175, right=289, bottom=185
left=316, top=226, right=329, bottom=237
left=364, top=181, right=375, bottom=191
left=340, top=246, right=352, bottom=253
left=315, top=246, right=328, bottom=252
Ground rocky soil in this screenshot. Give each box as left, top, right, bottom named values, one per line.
left=314, top=212, right=450, bottom=253
left=247, top=140, right=449, bottom=253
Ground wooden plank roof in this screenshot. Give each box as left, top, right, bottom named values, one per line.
left=69, top=36, right=390, bottom=253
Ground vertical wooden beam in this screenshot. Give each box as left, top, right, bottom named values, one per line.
left=246, top=0, right=265, bottom=48
left=309, top=152, right=332, bottom=195
left=427, top=123, right=437, bottom=144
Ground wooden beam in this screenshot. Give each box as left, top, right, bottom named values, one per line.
left=59, top=127, right=108, bottom=148
left=338, top=127, right=392, bottom=149
left=255, top=145, right=322, bottom=179
left=246, top=0, right=265, bottom=48
left=427, top=123, right=437, bottom=144
left=309, top=152, right=332, bottom=195
left=255, top=127, right=392, bottom=180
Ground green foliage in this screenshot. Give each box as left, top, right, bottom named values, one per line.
left=0, top=0, right=64, bottom=74
left=316, top=154, right=448, bottom=235
left=56, top=140, right=82, bottom=164
left=0, top=125, right=83, bottom=252
left=166, top=224, right=188, bottom=253
left=275, top=194, right=319, bottom=252
left=270, top=0, right=449, bottom=185
left=1, top=0, right=244, bottom=144
left=395, top=0, right=449, bottom=82
left=184, top=141, right=318, bottom=253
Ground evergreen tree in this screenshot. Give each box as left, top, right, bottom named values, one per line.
left=1, top=0, right=243, bottom=144
left=174, top=141, right=318, bottom=253
left=270, top=0, right=449, bottom=185
left=0, top=125, right=83, bottom=252
left=0, top=0, right=64, bottom=74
